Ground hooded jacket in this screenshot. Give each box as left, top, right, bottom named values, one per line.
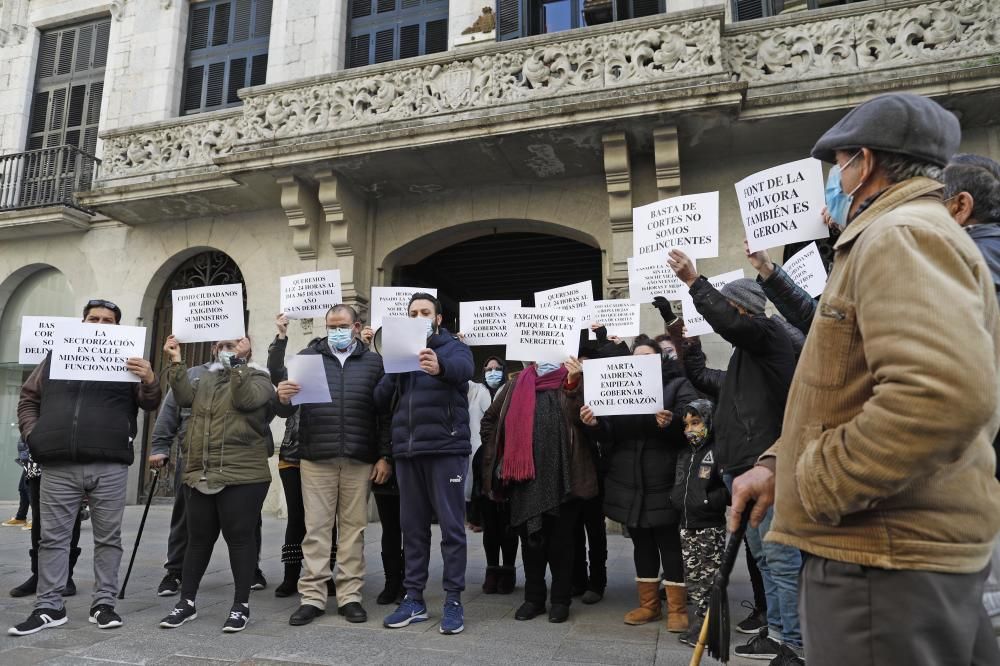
left=670, top=400, right=728, bottom=529
left=374, top=327, right=475, bottom=458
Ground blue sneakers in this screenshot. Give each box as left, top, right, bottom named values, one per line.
left=439, top=600, right=464, bottom=635
left=383, top=596, right=429, bottom=628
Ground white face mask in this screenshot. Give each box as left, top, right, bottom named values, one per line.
left=218, top=350, right=236, bottom=368
left=420, top=316, right=436, bottom=339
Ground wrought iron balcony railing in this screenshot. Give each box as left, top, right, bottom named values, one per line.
left=0, top=145, right=100, bottom=213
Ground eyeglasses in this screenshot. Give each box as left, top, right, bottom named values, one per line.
left=86, top=299, right=121, bottom=315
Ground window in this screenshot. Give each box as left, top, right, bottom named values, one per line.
left=181, top=0, right=272, bottom=115
left=26, top=18, right=110, bottom=155
left=498, top=0, right=665, bottom=41
left=731, top=0, right=864, bottom=22
left=346, top=0, right=448, bottom=69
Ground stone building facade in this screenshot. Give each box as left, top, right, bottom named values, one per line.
left=1, top=0, right=998, bottom=502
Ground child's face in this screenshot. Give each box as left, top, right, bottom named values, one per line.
left=684, top=413, right=705, bottom=437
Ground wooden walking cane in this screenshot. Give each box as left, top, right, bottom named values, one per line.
left=689, top=608, right=713, bottom=666
left=118, top=468, right=159, bottom=600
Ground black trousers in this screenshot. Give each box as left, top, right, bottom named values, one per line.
left=181, top=482, right=269, bottom=605
left=572, top=493, right=608, bottom=590
left=480, top=500, right=518, bottom=567
left=16, top=470, right=29, bottom=521
left=164, top=457, right=188, bottom=575
left=374, top=491, right=402, bottom=557
left=520, top=500, right=582, bottom=607
left=630, top=524, right=683, bottom=582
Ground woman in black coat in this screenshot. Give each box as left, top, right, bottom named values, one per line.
left=583, top=336, right=698, bottom=632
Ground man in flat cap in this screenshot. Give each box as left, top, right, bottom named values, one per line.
left=732, top=93, right=1000, bottom=665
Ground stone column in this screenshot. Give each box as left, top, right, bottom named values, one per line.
left=602, top=131, right=632, bottom=299
left=316, top=170, right=370, bottom=319
left=267, top=0, right=348, bottom=82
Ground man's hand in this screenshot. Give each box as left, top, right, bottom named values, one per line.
left=235, top=336, right=252, bottom=359
left=276, top=380, right=301, bottom=405
left=127, top=357, right=156, bottom=385
left=667, top=249, right=699, bottom=287
left=361, top=326, right=374, bottom=345
left=729, top=465, right=776, bottom=531
left=276, top=313, right=289, bottom=338
left=580, top=405, right=597, bottom=427
left=370, top=458, right=392, bottom=484
left=565, top=356, right=582, bottom=382
left=163, top=335, right=182, bottom=363
left=655, top=409, right=673, bottom=429
left=821, top=206, right=841, bottom=232
left=744, top=239, right=775, bottom=280
left=418, top=349, right=440, bottom=375
left=148, top=453, right=168, bottom=469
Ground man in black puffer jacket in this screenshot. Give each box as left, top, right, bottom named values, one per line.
left=276, top=305, right=391, bottom=627
left=376, top=293, right=474, bottom=635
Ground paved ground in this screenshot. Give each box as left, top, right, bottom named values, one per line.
left=0, top=501, right=758, bottom=665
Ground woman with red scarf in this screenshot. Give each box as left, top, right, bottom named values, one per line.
left=479, top=358, right=598, bottom=624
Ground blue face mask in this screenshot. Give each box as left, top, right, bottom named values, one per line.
left=218, top=350, right=236, bottom=368
left=328, top=327, right=353, bottom=351
left=825, top=153, right=863, bottom=229
left=536, top=362, right=560, bottom=376
left=484, top=369, right=503, bottom=387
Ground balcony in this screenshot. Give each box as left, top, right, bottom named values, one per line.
left=0, top=145, right=100, bottom=240
left=81, top=0, right=1000, bottom=221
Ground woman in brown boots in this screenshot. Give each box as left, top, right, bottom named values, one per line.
left=580, top=336, right=698, bottom=632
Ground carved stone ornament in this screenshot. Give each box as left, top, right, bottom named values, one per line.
left=110, top=0, right=127, bottom=21
left=462, top=7, right=496, bottom=35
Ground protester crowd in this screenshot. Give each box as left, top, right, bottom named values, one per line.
left=5, top=92, right=1000, bottom=666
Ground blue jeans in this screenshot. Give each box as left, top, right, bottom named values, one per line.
left=725, top=473, right=803, bottom=649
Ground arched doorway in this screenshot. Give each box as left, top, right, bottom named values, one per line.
left=394, top=231, right=603, bottom=371
left=0, top=267, right=76, bottom=500
left=142, top=250, right=247, bottom=497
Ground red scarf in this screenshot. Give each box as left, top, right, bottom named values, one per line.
left=501, top=364, right=568, bottom=482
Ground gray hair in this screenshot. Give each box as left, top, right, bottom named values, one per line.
left=873, top=150, right=943, bottom=184
left=943, top=154, right=1000, bottom=225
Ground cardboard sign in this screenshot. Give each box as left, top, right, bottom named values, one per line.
left=506, top=307, right=579, bottom=364
left=459, top=300, right=519, bottom=346
left=286, top=355, right=333, bottom=405
left=280, top=270, right=342, bottom=320
left=370, top=287, right=438, bottom=331
left=534, top=281, right=594, bottom=329
left=783, top=242, right=828, bottom=297
left=172, top=284, right=245, bottom=343
left=633, top=191, right=719, bottom=260
left=583, top=354, right=664, bottom=416
left=380, top=317, right=428, bottom=374
left=588, top=300, right=641, bottom=339
left=49, top=321, right=147, bottom=383
left=737, top=158, right=828, bottom=253
left=18, top=316, right=78, bottom=365
left=628, top=252, right=694, bottom=303
left=681, top=269, right=746, bottom=337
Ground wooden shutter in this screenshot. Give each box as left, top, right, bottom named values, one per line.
left=734, top=0, right=767, bottom=20
left=497, top=0, right=524, bottom=41
left=348, top=33, right=371, bottom=68
left=630, top=0, right=663, bottom=18
left=374, top=28, right=395, bottom=64
left=399, top=24, right=421, bottom=60
left=424, top=18, right=447, bottom=54
left=352, top=0, right=373, bottom=19
left=347, top=0, right=449, bottom=68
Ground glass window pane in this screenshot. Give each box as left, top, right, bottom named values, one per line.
left=542, top=0, right=573, bottom=34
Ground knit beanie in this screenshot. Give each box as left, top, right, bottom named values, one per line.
left=720, top=278, right=766, bottom=316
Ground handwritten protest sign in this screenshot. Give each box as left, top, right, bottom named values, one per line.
left=172, top=284, right=245, bottom=343
left=633, top=192, right=719, bottom=260
left=370, top=287, right=438, bottom=331
left=681, top=269, right=745, bottom=337
left=737, top=158, right=828, bottom=253
left=589, top=300, right=641, bottom=339
left=380, top=317, right=428, bottom=374
left=280, top=270, right=342, bottom=319
left=583, top=354, right=664, bottom=416
left=286, top=355, right=332, bottom=405
left=19, top=316, right=78, bottom=365
left=628, top=252, right=693, bottom=303
left=535, top=281, right=594, bottom=329
left=49, top=321, right=147, bottom=383
left=506, top=307, right=579, bottom=364
left=783, top=242, right=828, bottom=297
left=459, top=300, right=519, bottom=346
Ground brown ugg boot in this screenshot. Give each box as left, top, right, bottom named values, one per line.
left=665, top=583, right=690, bottom=633
left=624, top=579, right=662, bottom=625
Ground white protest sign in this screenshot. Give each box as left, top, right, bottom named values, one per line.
left=783, top=242, right=828, bottom=297
left=459, top=300, right=519, bottom=346
left=370, top=287, right=438, bottom=331
left=49, top=321, right=147, bottom=383
left=588, top=300, right=641, bottom=339
left=172, top=284, right=245, bottom=343
left=681, top=269, right=746, bottom=337
left=737, top=158, right=828, bottom=253
left=627, top=252, right=694, bottom=303
left=286, top=355, right=332, bottom=405
left=633, top=191, right=719, bottom=260
left=280, top=270, right=342, bottom=320
left=506, top=307, right=579, bottom=364
left=534, top=281, right=594, bottom=329
left=19, top=316, right=78, bottom=365
left=583, top=354, right=664, bottom=417
left=380, top=317, right=428, bottom=374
